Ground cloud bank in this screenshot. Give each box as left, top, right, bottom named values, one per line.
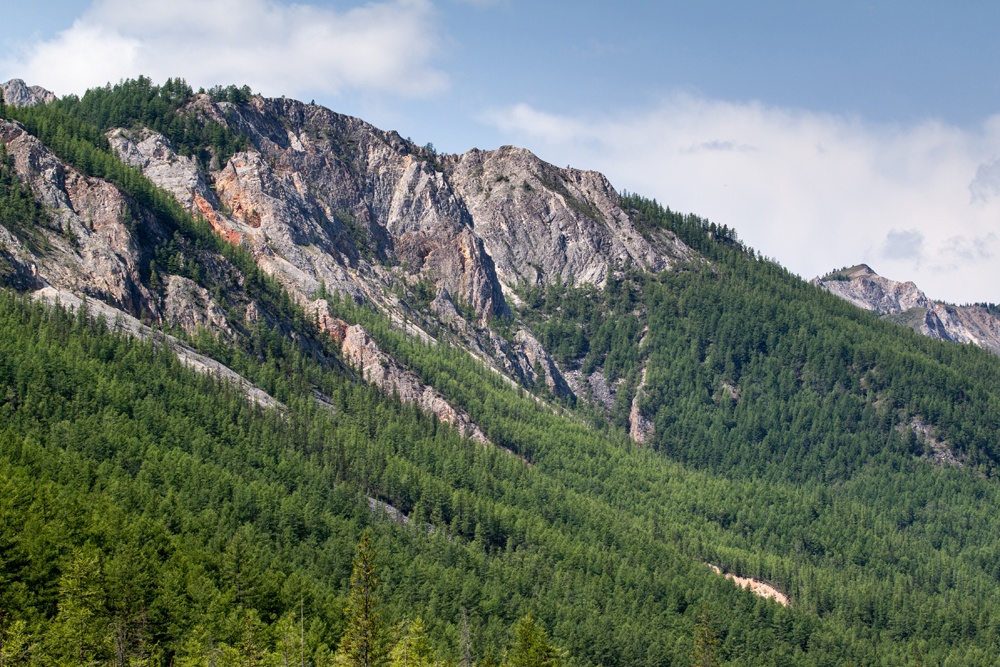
left=1, top=0, right=447, bottom=99
left=483, top=96, right=1000, bottom=303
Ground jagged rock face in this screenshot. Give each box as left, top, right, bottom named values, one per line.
left=514, top=328, right=571, bottom=396
left=105, top=95, right=695, bottom=405
left=1, top=79, right=56, bottom=108
left=922, top=303, right=1000, bottom=354
left=108, top=129, right=208, bottom=211
left=163, top=275, right=233, bottom=338
left=1, top=120, right=157, bottom=316
left=313, top=300, right=487, bottom=443
left=165, top=95, right=690, bottom=317
left=813, top=264, right=930, bottom=314
left=447, top=146, right=690, bottom=290
left=815, top=264, right=1000, bottom=355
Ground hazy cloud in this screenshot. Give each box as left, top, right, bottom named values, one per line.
left=969, top=158, right=1000, bottom=202
left=0, top=0, right=447, bottom=99
left=682, top=140, right=757, bottom=154
left=483, top=95, right=1000, bottom=303
left=882, top=229, right=924, bottom=261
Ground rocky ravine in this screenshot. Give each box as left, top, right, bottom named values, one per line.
left=813, top=264, right=1000, bottom=355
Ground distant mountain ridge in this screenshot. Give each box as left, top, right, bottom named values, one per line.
left=1, top=78, right=56, bottom=107
left=812, top=263, right=1000, bottom=354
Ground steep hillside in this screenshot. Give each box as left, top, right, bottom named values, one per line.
left=5, top=78, right=1000, bottom=665
left=814, top=264, right=1000, bottom=354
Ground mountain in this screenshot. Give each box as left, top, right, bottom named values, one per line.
left=813, top=263, right=1000, bottom=354
left=6, top=77, right=1000, bottom=665
left=0, top=79, right=56, bottom=108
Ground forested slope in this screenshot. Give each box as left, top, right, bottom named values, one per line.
left=3, top=79, right=1000, bottom=666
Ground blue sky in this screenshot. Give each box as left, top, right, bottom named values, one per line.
left=4, top=0, right=1000, bottom=303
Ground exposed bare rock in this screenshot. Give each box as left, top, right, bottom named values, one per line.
left=1, top=79, right=56, bottom=108
left=32, top=287, right=279, bottom=411
left=447, top=146, right=694, bottom=292
left=367, top=497, right=408, bottom=525
left=312, top=300, right=488, bottom=443
left=107, top=129, right=211, bottom=211
left=163, top=274, right=233, bottom=337
left=563, top=369, right=624, bottom=415
left=97, top=93, right=698, bottom=413
left=514, top=328, right=573, bottom=398
left=628, top=366, right=654, bottom=444
left=901, top=418, right=964, bottom=467
left=429, top=287, right=465, bottom=325
left=815, top=264, right=1000, bottom=355
left=814, top=264, right=930, bottom=313
left=707, top=564, right=789, bottom=606
left=1, top=119, right=158, bottom=317
left=717, top=379, right=741, bottom=403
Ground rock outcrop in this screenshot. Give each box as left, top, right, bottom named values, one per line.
left=313, top=300, right=487, bottom=443
left=1, top=79, right=56, bottom=108
left=5, top=83, right=701, bottom=441
left=102, top=95, right=694, bottom=407
left=814, top=264, right=1000, bottom=355
left=814, top=264, right=930, bottom=313
left=33, top=286, right=279, bottom=411
left=1, top=119, right=159, bottom=317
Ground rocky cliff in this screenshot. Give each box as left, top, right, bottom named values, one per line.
left=1, top=79, right=56, bottom=108
left=813, top=264, right=1000, bottom=355
left=101, top=92, right=694, bottom=411
left=2, top=81, right=697, bottom=442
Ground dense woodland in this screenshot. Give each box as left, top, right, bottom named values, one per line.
left=3, top=80, right=1000, bottom=665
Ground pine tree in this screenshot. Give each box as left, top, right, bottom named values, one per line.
left=337, top=532, right=386, bottom=667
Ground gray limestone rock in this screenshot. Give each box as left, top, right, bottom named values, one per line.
left=815, top=264, right=1000, bottom=355
left=1, top=79, right=56, bottom=108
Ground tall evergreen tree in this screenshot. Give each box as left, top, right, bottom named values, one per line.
left=504, top=616, right=562, bottom=667
left=691, top=605, right=721, bottom=667
left=337, top=532, right=386, bottom=667
left=387, top=618, right=434, bottom=667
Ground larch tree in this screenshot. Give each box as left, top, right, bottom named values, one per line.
left=337, top=532, right=386, bottom=667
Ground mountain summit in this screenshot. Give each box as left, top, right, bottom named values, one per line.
left=814, top=263, right=1000, bottom=354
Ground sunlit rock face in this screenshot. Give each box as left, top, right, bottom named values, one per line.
left=814, top=264, right=1000, bottom=355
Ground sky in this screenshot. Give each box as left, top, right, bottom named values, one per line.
left=3, top=0, right=1000, bottom=303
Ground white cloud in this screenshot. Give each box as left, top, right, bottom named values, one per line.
left=483, top=96, right=1000, bottom=303
left=1, top=0, right=447, bottom=99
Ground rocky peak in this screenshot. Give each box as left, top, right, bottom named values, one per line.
left=1, top=79, right=56, bottom=108
left=84, top=91, right=695, bottom=416
left=812, top=264, right=930, bottom=314
left=815, top=264, right=1000, bottom=355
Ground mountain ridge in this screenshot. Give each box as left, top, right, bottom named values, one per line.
left=7, top=77, right=1000, bottom=665
left=813, top=263, right=1000, bottom=354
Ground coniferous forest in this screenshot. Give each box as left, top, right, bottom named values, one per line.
left=3, top=79, right=1000, bottom=666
